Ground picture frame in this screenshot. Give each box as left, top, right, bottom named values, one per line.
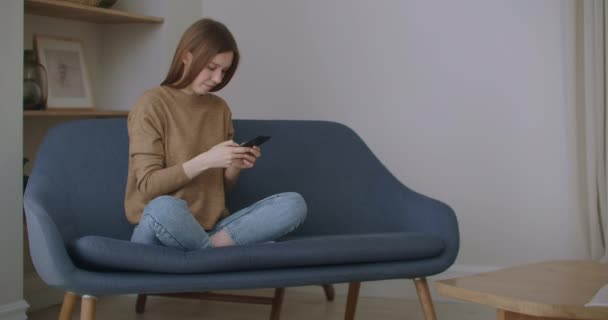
left=34, top=35, right=95, bottom=110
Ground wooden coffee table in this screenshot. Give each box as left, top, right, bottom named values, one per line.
left=436, top=260, right=608, bottom=320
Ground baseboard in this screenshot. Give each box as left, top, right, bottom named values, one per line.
left=23, top=272, right=64, bottom=312
left=288, top=264, right=499, bottom=302
left=0, top=300, right=29, bottom=320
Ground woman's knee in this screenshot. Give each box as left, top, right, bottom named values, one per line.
left=142, top=195, right=210, bottom=250
left=279, top=192, right=308, bottom=225
left=143, top=195, right=190, bottom=221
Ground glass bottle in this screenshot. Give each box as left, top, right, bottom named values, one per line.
left=23, top=49, right=48, bottom=110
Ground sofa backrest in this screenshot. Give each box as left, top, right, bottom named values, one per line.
left=229, top=120, right=409, bottom=237
left=26, top=118, right=410, bottom=243
left=26, top=119, right=132, bottom=243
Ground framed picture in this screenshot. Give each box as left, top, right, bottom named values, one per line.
left=34, top=35, right=94, bottom=109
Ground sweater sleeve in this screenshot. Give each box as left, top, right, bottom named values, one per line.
left=127, top=94, right=190, bottom=199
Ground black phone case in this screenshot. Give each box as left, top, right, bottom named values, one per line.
left=240, top=136, right=271, bottom=147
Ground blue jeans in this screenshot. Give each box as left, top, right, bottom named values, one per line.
left=130, top=192, right=307, bottom=251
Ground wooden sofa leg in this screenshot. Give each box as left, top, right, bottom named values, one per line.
left=414, top=278, right=437, bottom=320
left=344, top=282, right=361, bottom=320
left=59, top=292, right=78, bottom=320
left=322, top=284, right=335, bottom=301
left=269, top=288, right=285, bottom=320
left=135, top=294, right=147, bottom=313
left=80, top=295, right=97, bottom=320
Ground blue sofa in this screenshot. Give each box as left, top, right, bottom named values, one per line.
left=24, top=118, right=459, bottom=320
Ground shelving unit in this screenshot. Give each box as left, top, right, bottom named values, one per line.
left=25, top=0, right=164, bottom=24
left=25, top=109, right=129, bottom=117
left=23, top=0, right=164, bottom=118
left=23, top=1, right=165, bottom=311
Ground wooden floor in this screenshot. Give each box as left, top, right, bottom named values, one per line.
left=27, top=289, right=495, bottom=320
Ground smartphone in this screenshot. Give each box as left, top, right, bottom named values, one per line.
left=240, top=135, right=271, bottom=147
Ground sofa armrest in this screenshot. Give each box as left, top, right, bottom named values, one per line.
left=24, top=199, right=77, bottom=288
left=393, top=188, right=460, bottom=265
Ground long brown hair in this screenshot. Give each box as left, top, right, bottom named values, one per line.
left=161, top=18, right=240, bottom=92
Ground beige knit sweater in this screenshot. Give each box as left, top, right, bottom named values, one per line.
left=124, top=86, right=234, bottom=230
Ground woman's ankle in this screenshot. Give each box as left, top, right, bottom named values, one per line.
left=210, top=229, right=235, bottom=247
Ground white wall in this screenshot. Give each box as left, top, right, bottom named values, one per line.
left=202, top=0, right=588, bottom=269
left=0, top=0, right=28, bottom=318
left=100, top=0, right=203, bottom=110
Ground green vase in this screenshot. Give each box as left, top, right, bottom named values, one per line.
left=23, top=50, right=47, bottom=110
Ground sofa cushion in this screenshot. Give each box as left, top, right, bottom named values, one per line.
left=68, top=232, right=445, bottom=274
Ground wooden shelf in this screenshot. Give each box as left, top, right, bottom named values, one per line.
left=25, top=0, right=164, bottom=24
left=24, top=109, right=129, bottom=117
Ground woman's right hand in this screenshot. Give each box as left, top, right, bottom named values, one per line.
left=182, top=140, right=253, bottom=179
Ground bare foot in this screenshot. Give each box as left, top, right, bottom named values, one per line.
left=210, top=229, right=235, bottom=247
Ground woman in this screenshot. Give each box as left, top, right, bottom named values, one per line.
left=125, top=18, right=307, bottom=251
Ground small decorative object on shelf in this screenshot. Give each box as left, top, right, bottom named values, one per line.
left=23, top=49, right=48, bottom=110
left=97, top=0, right=118, bottom=8
left=53, top=0, right=103, bottom=6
